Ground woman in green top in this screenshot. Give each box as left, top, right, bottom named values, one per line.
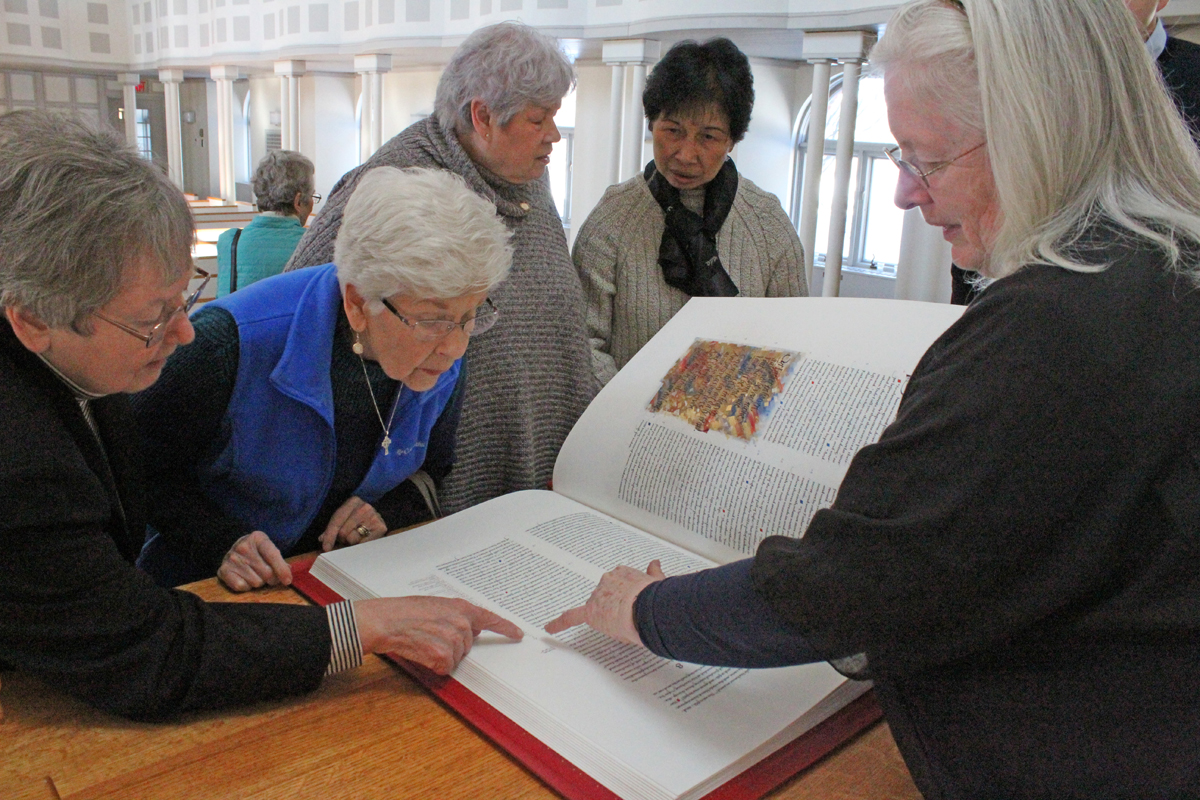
left=216, top=150, right=316, bottom=296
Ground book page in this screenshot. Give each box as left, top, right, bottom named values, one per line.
left=311, top=490, right=863, bottom=800
left=553, top=297, right=964, bottom=564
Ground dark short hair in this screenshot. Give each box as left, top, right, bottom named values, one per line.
left=642, top=38, right=754, bottom=143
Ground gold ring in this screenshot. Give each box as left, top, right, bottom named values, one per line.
left=354, top=524, right=371, bottom=540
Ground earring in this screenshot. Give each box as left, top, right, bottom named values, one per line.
left=352, top=331, right=365, bottom=356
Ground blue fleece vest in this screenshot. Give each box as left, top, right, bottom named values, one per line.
left=199, top=263, right=460, bottom=553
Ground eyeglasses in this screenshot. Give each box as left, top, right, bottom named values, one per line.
left=312, top=193, right=322, bottom=204
left=381, top=297, right=499, bottom=341
left=884, top=141, right=986, bottom=188
left=93, top=267, right=212, bottom=348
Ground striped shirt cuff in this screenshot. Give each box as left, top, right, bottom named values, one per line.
left=325, top=600, right=364, bottom=676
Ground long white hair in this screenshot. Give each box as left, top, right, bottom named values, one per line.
left=872, top=0, right=1200, bottom=280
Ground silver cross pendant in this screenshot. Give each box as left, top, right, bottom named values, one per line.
left=381, top=435, right=392, bottom=455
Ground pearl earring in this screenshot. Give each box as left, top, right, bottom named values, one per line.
left=352, top=331, right=365, bottom=356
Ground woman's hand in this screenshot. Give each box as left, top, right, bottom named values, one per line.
left=319, top=495, right=387, bottom=551
left=543, top=561, right=666, bottom=646
left=354, top=597, right=524, bottom=674
left=217, top=531, right=292, bottom=592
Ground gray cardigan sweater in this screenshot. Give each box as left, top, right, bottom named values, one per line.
left=573, top=171, right=807, bottom=385
left=286, top=117, right=596, bottom=514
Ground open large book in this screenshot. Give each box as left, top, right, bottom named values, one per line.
left=299, top=297, right=965, bottom=800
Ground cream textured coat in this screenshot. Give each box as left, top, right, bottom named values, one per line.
left=573, top=172, right=807, bottom=385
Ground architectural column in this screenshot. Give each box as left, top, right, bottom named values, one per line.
left=796, top=59, right=831, bottom=291
left=118, top=72, right=140, bottom=149
left=354, top=54, right=392, bottom=160
left=210, top=65, right=241, bottom=202
left=821, top=58, right=863, bottom=298
left=607, top=63, right=625, bottom=186
left=623, top=62, right=648, bottom=180
left=602, top=39, right=660, bottom=184
left=275, top=60, right=305, bottom=151
left=158, top=69, right=184, bottom=189
left=795, top=31, right=874, bottom=297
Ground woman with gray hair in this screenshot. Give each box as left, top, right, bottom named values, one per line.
left=0, top=113, right=520, bottom=721
left=216, top=149, right=315, bottom=296
left=286, top=21, right=596, bottom=516
left=546, top=1, right=1200, bottom=796
left=134, top=166, right=514, bottom=591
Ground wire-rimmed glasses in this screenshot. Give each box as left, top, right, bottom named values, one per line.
left=380, top=297, right=500, bottom=341
left=884, top=141, right=986, bottom=188
left=93, top=267, right=212, bottom=348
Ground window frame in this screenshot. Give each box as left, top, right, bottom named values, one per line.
left=792, top=73, right=901, bottom=275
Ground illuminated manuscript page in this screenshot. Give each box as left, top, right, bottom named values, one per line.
left=554, top=296, right=965, bottom=564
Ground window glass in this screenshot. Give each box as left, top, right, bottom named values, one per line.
left=796, top=74, right=904, bottom=272
left=862, top=156, right=905, bottom=268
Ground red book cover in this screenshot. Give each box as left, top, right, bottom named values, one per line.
left=291, top=555, right=881, bottom=800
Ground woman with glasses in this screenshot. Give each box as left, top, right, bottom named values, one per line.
left=573, top=37, right=807, bottom=386
left=286, top=22, right=595, bottom=518
left=216, top=150, right=317, bottom=297
left=547, top=1, right=1200, bottom=796
left=133, top=166, right=512, bottom=591
left=0, top=114, right=520, bottom=721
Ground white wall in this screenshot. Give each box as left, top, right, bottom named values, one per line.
left=382, top=68, right=441, bottom=140
left=301, top=74, right=360, bottom=203
left=247, top=73, right=280, bottom=173
left=567, top=62, right=619, bottom=249
left=734, top=59, right=806, bottom=211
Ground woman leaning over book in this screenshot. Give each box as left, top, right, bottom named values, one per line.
left=0, top=112, right=521, bottom=721
left=547, top=1, right=1200, bottom=797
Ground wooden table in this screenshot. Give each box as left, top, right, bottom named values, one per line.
left=0, top=577, right=921, bottom=800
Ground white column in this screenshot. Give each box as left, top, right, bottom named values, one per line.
left=158, top=69, right=184, bottom=188
left=354, top=54, right=392, bottom=160
left=797, top=60, right=831, bottom=291
left=622, top=63, right=648, bottom=181
left=607, top=64, right=624, bottom=186
left=797, top=30, right=875, bottom=298
left=210, top=65, right=240, bottom=202
left=118, top=72, right=140, bottom=149
left=275, top=60, right=305, bottom=151
left=821, top=59, right=862, bottom=298
left=602, top=39, right=660, bottom=184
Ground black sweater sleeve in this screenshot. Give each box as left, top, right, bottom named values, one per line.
left=132, top=305, right=250, bottom=573
left=634, top=559, right=824, bottom=668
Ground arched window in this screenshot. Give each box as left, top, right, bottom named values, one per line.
left=792, top=74, right=906, bottom=274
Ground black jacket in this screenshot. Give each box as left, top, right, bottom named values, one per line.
left=755, top=231, right=1200, bottom=798
left=0, top=321, right=330, bottom=721
left=1160, top=34, right=1200, bottom=143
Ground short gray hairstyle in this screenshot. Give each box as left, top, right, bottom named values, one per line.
left=435, top=21, right=575, bottom=135
left=334, top=167, right=512, bottom=304
left=872, top=0, right=1200, bottom=281
left=0, top=110, right=193, bottom=331
left=252, top=149, right=315, bottom=213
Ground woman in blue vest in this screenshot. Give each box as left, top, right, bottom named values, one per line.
left=133, top=167, right=513, bottom=590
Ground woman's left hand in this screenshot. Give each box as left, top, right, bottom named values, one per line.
left=319, top=495, right=387, bottom=551
left=543, top=560, right=666, bottom=646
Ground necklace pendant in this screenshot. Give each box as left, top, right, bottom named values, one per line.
left=381, top=435, right=392, bottom=455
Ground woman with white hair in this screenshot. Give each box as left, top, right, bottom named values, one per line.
left=0, top=112, right=520, bottom=721
left=286, top=21, right=595, bottom=516
left=215, top=149, right=316, bottom=297
left=545, top=1, right=1200, bottom=796
left=134, top=166, right=513, bottom=591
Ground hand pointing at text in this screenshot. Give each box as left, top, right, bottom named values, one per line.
left=543, top=560, right=667, bottom=646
